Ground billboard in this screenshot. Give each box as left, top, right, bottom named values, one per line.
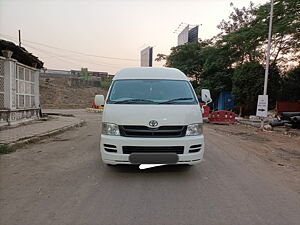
left=140, top=46, right=153, bottom=67
left=177, top=25, right=199, bottom=46
left=188, top=25, right=199, bottom=43
left=177, top=25, right=189, bottom=46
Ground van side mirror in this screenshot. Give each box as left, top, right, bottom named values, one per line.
left=201, top=89, right=212, bottom=104
left=95, top=95, right=105, bottom=106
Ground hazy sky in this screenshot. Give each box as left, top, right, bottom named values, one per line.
left=0, top=0, right=268, bottom=74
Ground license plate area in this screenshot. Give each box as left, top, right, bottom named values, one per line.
left=129, top=153, right=179, bottom=164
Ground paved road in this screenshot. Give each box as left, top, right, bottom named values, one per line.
left=1, top=110, right=299, bottom=225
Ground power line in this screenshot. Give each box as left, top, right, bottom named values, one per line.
left=23, top=42, right=128, bottom=70
left=0, top=34, right=137, bottom=69
left=0, top=33, right=139, bottom=62
left=23, top=43, right=82, bottom=68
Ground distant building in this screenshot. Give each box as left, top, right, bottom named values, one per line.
left=70, top=70, right=112, bottom=80
left=0, top=39, right=43, bottom=126
left=41, top=69, right=113, bottom=80
left=177, top=25, right=199, bottom=46
left=40, top=69, right=71, bottom=78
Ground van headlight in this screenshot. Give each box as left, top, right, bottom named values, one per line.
left=102, top=122, right=120, bottom=136
left=186, top=123, right=203, bottom=136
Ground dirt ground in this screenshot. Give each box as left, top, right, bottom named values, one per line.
left=1, top=110, right=300, bottom=225
left=206, top=122, right=300, bottom=191
left=39, top=78, right=107, bottom=109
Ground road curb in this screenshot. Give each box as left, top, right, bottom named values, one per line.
left=5, top=119, right=85, bottom=147
left=43, top=112, right=75, bottom=117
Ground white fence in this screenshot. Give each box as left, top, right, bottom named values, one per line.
left=0, top=56, right=40, bottom=126
left=0, top=59, right=4, bottom=109
left=16, top=64, right=39, bottom=109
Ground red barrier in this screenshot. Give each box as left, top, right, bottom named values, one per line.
left=209, top=110, right=237, bottom=124
left=200, top=103, right=210, bottom=118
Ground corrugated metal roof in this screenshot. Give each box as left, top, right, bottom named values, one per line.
left=0, top=39, right=44, bottom=69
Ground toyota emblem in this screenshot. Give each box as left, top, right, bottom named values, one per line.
left=149, top=120, right=158, bottom=127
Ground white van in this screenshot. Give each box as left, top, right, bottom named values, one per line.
left=95, top=67, right=211, bottom=165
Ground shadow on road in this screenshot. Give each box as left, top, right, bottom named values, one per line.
left=106, top=164, right=193, bottom=173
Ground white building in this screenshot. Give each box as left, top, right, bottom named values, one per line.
left=0, top=40, right=43, bottom=126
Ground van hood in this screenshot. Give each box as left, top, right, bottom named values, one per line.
left=102, top=104, right=202, bottom=126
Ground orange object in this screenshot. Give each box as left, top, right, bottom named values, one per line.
left=92, top=101, right=104, bottom=109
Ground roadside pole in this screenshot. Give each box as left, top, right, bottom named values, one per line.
left=18, top=29, right=21, bottom=47
left=259, top=0, right=274, bottom=130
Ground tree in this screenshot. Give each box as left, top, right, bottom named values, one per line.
left=279, top=66, right=300, bottom=101
left=217, top=0, right=300, bottom=69
left=155, top=54, right=167, bottom=62
left=216, top=2, right=265, bottom=65
left=232, top=62, right=281, bottom=115
left=252, top=0, right=300, bottom=68
left=217, top=2, right=256, bottom=34
left=165, top=42, right=233, bottom=99
left=267, top=65, right=281, bottom=108
left=157, top=0, right=299, bottom=114
left=195, top=46, right=234, bottom=99
left=165, top=42, right=208, bottom=82
left=232, top=62, right=265, bottom=114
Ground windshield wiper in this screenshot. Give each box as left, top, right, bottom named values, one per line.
left=112, top=99, right=156, bottom=104
left=159, top=98, right=193, bottom=104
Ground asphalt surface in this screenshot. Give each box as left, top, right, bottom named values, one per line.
left=1, top=110, right=299, bottom=225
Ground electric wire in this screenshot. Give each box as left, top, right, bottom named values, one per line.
left=0, top=34, right=137, bottom=69
left=0, top=33, right=139, bottom=62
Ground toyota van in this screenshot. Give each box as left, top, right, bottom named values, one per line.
left=95, top=67, right=211, bottom=165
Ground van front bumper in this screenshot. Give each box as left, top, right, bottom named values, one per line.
left=100, top=135, right=205, bottom=165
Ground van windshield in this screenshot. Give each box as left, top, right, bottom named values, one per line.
left=107, top=79, right=198, bottom=104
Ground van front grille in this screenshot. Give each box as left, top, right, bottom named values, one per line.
left=119, top=125, right=187, bottom=138
left=123, top=146, right=184, bottom=154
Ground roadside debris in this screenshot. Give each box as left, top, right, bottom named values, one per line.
left=263, top=124, right=272, bottom=131
left=270, top=112, right=300, bottom=129
left=85, top=108, right=103, bottom=113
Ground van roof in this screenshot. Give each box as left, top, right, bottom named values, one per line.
left=113, top=67, right=188, bottom=80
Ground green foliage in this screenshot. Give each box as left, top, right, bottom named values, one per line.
left=165, top=42, right=208, bottom=81
left=252, top=0, right=300, bottom=67
left=155, top=54, right=167, bottom=62
left=159, top=0, right=299, bottom=114
left=101, top=80, right=112, bottom=90
left=166, top=43, right=233, bottom=100
left=279, top=66, right=300, bottom=101
left=231, top=62, right=279, bottom=113
left=199, top=47, right=234, bottom=99
left=267, top=65, right=281, bottom=108
left=232, top=62, right=265, bottom=113
left=218, top=0, right=300, bottom=67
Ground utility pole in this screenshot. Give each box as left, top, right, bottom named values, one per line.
left=259, top=0, right=274, bottom=129
left=18, top=29, right=21, bottom=47
left=263, top=0, right=274, bottom=95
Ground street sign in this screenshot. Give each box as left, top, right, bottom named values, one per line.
left=256, top=95, right=268, bottom=117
